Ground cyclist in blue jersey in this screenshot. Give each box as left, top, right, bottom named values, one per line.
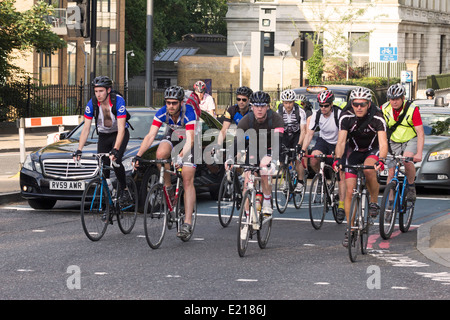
left=217, top=86, right=253, bottom=147
left=74, top=76, right=130, bottom=204
left=134, top=85, right=198, bottom=239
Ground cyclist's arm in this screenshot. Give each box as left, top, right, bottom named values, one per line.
left=113, top=117, right=127, bottom=151
left=334, top=129, right=348, bottom=159
left=413, top=124, right=425, bottom=162
left=377, top=130, right=388, bottom=161
left=301, top=127, right=314, bottom=154
left=136, top=124, right=160, bottom=158
left=297, top=123, right=307, bottom=147
left=217, top=120, right=231, bottom=146
left=76, top=116, right=93, bottom=153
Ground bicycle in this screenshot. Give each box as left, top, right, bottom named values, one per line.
left=274, top=148, right=308, bottom=213
left=341, top=164, right=375, bottom=263
left=379, top=155, right=415, bottom=240
left=80, top=153, right=138, bottom=241
left=230, top=163, right=273, bottom=257
left=305, top=154, right=342, bottom=230
left=142, top=159, right=197, bottom=249
left=215, top=148, right=243, bottom=228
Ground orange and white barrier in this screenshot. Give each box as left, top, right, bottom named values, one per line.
left=18, top=115, right=83, bottom=166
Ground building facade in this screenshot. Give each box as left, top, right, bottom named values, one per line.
left=13, top=0, right=125, bottom=87
left=225, top=0, right=450, bottom=88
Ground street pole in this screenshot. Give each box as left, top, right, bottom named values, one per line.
left=89, top=0, right=97, bottom=98
left=145, top=0, right=153, bottom=107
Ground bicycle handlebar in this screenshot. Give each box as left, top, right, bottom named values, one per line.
left=386, top=155, right=414, bottom=163
left=303, top=154, right=334, bottom=159
left=341, top=164, right=375, bottom=170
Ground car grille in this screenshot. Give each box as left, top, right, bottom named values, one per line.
left=43, top=159, right=99, bottom=180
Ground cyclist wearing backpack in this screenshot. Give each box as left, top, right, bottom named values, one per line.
left=334, top=87, right=388, bottom=247
left=134, top=85, right=198, bottom=239
left=73, top=76, right=131, bottom=204
left=381, top=83, right=424, bottom=201
left=301, top=90, right=346, bottom=220
left=278, top=89, right=307, bottom=193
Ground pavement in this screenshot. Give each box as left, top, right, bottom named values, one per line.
left=0, top=124, right=449, bottom=268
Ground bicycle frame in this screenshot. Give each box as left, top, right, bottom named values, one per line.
left=386, top=156, right=411, bottom=215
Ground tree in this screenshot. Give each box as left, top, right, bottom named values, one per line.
left=125, top=0, right=228, bottom=78
left=0, top=0, right=66, bottom=83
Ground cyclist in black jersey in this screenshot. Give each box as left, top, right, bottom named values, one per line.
left=334, top=87, right=388, bottom=247
left=217, top=86, right=253, bottom=147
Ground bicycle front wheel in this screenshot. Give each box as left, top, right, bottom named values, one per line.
left=257, top=205, right=272, bottom=249
left=143, top=183, right=167, bottom=249
left=309, top=173, right=326, bottom=230
left=217, top=172, right=236, bottom=227
left=81, top=178, right=109, bottom=241
left=360, top=190, right=370, bottom=255
left=274, top=166, right=290, bottom=213
left=293, top=170, right=307, bottom=209
left=117, top=176, right=138, bottom=234
left=238, top=190, right=252, bottom=257
left=399, top=197, right=414, bottom=233
left=348, top=195, right=361, bottom=262
left=379, top=182, right=398, bottom=240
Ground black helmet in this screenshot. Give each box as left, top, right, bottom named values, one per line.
left=425, top=88, right=435, bottom=98
left=92, top=76, right=113, bottom=88
left=236, top=86, right=253, bottom=98
left=250, top=91, right=271, bottom=106
left=164, top=85, right=185, bottom=101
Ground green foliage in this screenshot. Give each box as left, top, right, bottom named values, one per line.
left=305, top=43, right=324, bottom=85
left=0, top=0, right=66, bottom=83
left=125, top=0, right=228, bottom=78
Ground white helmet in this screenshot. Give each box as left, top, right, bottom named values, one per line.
left=387, top=83, right=406, bottom=99
left=350, top=87, right=372, bottom=101
left=280, top=89, right=297, bottom=102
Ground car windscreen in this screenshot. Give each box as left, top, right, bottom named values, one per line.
left=421, top=112, right=450, bottom=136
left=68, top=111, right=167, bottom=141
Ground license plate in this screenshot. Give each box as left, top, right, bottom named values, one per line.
left=49, top=180, right=85, bottom=191
left=380, top=169, right=404, bottom=177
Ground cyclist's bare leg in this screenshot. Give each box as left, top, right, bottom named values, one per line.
left=309, top=149, right=322, bottom=173
left=344, top=176, right=356, bottom=222
left=402, top=150, right=416, bottom=185
left=181, top=165, right=196, bottom=225
left=156, top=141, right=172, bottom=188
left=260, top=156, right=273, bottom=196
left=364, top=156, right=379, bottom=203
left=338, top=170, right=346, bottom=202
left=295, top=159, right=304, bottom=181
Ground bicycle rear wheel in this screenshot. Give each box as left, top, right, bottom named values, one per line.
left=348, top=195, right=361, bottom=262
left=399, top=198, right=414, bottom=233
left=81, top=178, right=109, bottom=241
left=176, top=187, right=197, bottom=242
left=379, top=182, right=398, bottom=239
left=117, top=176, right=138, bottom=234
left=238, top=190, right=252, bottom=257
left=275, top=166, right=290, bottom=213
left=143, top=183, right=167, bottom=249
left=217, top=172, right=236, bottom=227
left=309, top=173, right=326, bottom=230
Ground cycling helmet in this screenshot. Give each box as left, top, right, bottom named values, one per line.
left=236, top=86, right=253, bottom=98
left=350, top=87, right=372, bottom=101
left=386, top=83, right=405, bottom=100
left=92, top=76, right=113, bottom=88
left=164, top=85, right=185, bottom=101
left=425, top=88, right=435, bottom=98
left=280, top=89, right=297, bottom=102
left=298, top=94, right=308, bottom=104
left=193, top=80, right=206, bottom=93
left=250, top=91, right=271, bottom=106
left=317, top=90, right=335, bottom=104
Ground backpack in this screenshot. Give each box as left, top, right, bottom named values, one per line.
left=92, top=91, right=133, bottom=133
left=184, top=91, right=202, bottom=118
left=313, top=105, right=341, bottom=131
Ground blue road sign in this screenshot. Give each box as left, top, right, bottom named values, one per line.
left=380, top=47, right=398, bottom=62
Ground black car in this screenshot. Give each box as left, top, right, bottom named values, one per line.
left=20, top=108, right=224, bottom=209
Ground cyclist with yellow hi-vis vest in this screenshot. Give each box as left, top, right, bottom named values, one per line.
left=381, top=83, right=424, bottom=202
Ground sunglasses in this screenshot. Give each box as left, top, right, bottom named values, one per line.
left=352, top=101, right=369, bottom=108
left=236, top=98, right=248, bottom=102
left=166, top=101, right=179, bottom=106
left=319, top=104, right=331, bottom=108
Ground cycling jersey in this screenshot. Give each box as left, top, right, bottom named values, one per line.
left=381, top=100, right=422, bottom=143
left=278, top=104, right=306, bottom=136
left=84, top=94, right=127, bottom=134
left=223, top=104, right=249, bottom=125
left=152, top=104, right=197, bottom=132
left=339, top=108, right=387, bottom=152
left=199, top=92, right=216, bottom=114
left=309, top=107, right=341, bottom=144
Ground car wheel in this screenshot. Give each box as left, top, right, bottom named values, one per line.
left=27, top=199, right=57, bottom=210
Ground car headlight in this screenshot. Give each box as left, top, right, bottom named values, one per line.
left=122, top=157, right=133, bottom=172
left=428, top=149, right=450, bottom=161
left=23, top=155, right=33, bottom=171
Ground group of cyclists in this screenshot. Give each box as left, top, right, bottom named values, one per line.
left=74, top=75, right=424, bottom=246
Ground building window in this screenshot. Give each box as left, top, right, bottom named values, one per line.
left=264, top=32, right=274, bottom=56
left=67, top=42, right=77, bottom=85
left=349, top=32, right=369, bottom=67
left=157, top=78, right=171, bottom=89
left=40, top=51, right=59, bottom=85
